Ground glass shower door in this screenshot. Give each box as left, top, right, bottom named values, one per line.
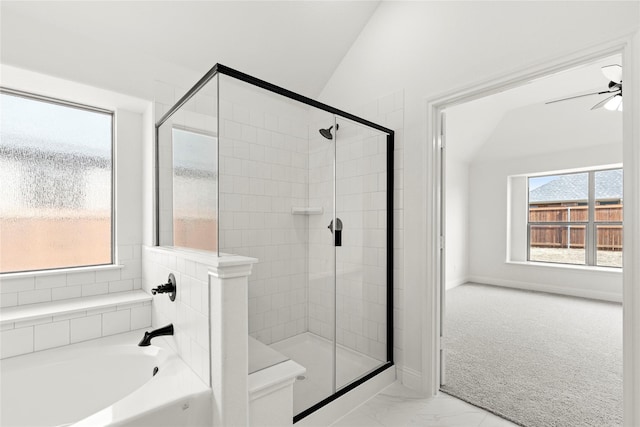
left=291, top=113, right=337, bottom=417
left=334, top=117, right=389, bottom=390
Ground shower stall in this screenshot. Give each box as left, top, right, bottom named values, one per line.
left=155, top=64, right=394, bottom=421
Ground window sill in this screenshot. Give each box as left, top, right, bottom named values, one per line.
left=506, top=260, right=622, bottom=273
left=0, top=264, right=124, bottom=280
left=0, top=290, right=150, bottom=326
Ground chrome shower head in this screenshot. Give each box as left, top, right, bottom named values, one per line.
left=319, top=123, right=339, bottom=140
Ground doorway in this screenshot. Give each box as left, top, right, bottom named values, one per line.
left=435, top=52, right=624, bottom=426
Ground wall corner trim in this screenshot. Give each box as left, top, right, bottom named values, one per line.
left=208, top=256, right=258, bottom=279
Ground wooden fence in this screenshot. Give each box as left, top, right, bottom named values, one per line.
left=529, top=205, right=622, bottom=251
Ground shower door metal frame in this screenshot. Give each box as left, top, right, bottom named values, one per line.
left=154, top=63, right=395, bottom=423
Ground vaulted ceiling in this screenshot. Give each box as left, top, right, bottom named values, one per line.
left=0, top=1, right=629, bottom=161
left=446, top=55, right=623, bottom=163
left=0, top=1, right=380, bottom=100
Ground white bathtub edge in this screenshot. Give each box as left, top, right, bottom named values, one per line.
left=70, top=336, right=210, bottom=427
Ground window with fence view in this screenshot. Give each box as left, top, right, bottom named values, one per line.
left=528, top=168, right=622, bottom=268
left=0, top=89, right=113, bottom=273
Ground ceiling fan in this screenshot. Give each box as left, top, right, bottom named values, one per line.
left=546, top=64, right=622, bottom=111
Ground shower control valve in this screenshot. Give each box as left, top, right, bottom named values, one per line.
left=152, top=273, right=177, bottom=302
left=328, top=218, right=343, bottom=247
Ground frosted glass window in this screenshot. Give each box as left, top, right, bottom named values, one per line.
left=172, top=127, right=217, bottom=251
left=0, top=90, right=113, bottom=273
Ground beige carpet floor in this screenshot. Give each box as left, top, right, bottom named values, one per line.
left=441, top=283, right=622, bottom=427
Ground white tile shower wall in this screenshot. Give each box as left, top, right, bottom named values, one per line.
left=307, top=125, right=388, bottom=360
left=307, top=123, right=336, bottom=341
left=217, top=79, right=309, bottom=345
left=307, top=91, right=404, bottom=366
left=152, top=77, right=404, bottom=371
left=337, top=129, right=388, bottom=362
left=0, top=298, right=151, bottom=359
left=142, top=246, right=210, bottom=384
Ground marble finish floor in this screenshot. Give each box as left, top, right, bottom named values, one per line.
left=270, top=332, right=383, bottom=416
left=331, top=382, right=519, bottom=427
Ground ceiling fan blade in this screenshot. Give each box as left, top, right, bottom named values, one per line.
left=545, top=90, right=610, bottom=105
left=591, top=93, right=617, bottom=110
left=602, top=65, right=622, bottom=83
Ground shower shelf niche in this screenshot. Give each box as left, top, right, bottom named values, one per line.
left=291, top=207, right=323, bottom=215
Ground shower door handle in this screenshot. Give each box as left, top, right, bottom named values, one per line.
left=328, top=218, right=343, bottom=247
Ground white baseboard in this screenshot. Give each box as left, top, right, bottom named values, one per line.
left=398, top=366, right=422, bottom=391
left=445, top=276, right=468, bottom=290
left=468, top=276, right=622, bottom=303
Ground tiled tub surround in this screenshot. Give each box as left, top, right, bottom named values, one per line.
left=142, top=246, right=211, bottom=384
left=0, top=244, right=143, bottom=308
left=0, top=290, right=151, bottom=359
left=0, top=244, right=148, bottom=359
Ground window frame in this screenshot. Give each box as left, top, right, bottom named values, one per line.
left=526, top=167, right=623, bottom=268
left=0, top=87, right=116, bottom=274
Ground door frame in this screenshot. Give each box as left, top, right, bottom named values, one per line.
left=423, top=32, right=640, bottom=424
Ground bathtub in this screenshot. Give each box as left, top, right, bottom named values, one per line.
left=1, top=330, right=211, bottom=427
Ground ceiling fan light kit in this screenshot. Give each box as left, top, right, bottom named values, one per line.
left=604, top=95, right=623, bottom=112
left=546, top=64, right=622, bottom=112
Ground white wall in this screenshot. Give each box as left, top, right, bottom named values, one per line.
left=623, top=26, right=640, bottom=427
left=444, top=154, right=469, bottom=289
left=318, top=1, right=640, bottom=390
left=469, top=144, right=623, bottom=301
left=472, top=100, right=623, bottom=163
left=464, top=94, right=623, bottom=300
left=453, top=80, right=623, bottom=301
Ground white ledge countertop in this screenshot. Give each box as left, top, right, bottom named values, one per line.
left=0, top=290, right=151, bottom=325
left=505, top=260, right=623, bottom=273
left=146, top=246, right=258, bottom=269
left=248, top=359, right=306, bottom=399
